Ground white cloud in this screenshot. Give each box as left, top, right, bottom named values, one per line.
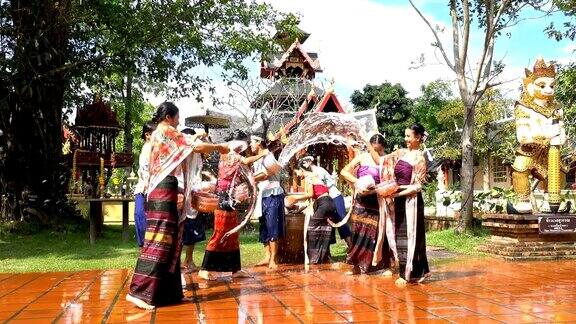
left=264, top=0, right=455, bottom=99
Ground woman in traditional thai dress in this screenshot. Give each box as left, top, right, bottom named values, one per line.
left=126, top=102, right=228, bottom=310
left=198, top=130, right=261, bottom=281
left=291, top=156, right=340, bottom=264
left=340, top=134, right=394, bottom=275
left=378, top=123, right=430, bottom=286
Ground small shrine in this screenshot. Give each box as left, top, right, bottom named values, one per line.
left=260, top=26, right=321, bottom=80
left=65, top=98, right=134, bottom=198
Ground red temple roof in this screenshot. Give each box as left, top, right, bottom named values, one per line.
left=260, top=40, right=322, bottom=79
left=75, top=98, right=121, bottom=129
left=314, top=91, right=345, bottom=113
left=270, top=90, right=346, bottom=142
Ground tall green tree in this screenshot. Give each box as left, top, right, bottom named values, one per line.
left=409, top=0, right=554, bottom=233
left=350, top=82, right=414, bottom=149
left=425, top=88, right=515, bottom=162
left=555, top=64, right=576, bottom=140
left=0, top=0, right=293, bottom=225
left=68, top=2, right=298, bottom=153
left=413, top=79, right=454, bottom=146
left=547, top=2, right=576, bottom=148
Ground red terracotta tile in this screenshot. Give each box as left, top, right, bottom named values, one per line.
left=297, top=312, right=348, bottom=323
left=199, top=308, right=247, bottom=320
left=24, top=302, right=69, bottom=311
left=332, top=303, right=377, bottom=313
left=155, top=311, right=199, bottom=321
left=8, top=319, right=53, bottom=324
left=286, top=305, right=337, bottom=315
left=386, top=308, right=438, bottom=320
left=12, top=309, right=61, bottom=320
left=277, top=298, right=325, bottom=307
left=238, top=298, right=283, bottom=308
left=339, top=311, right=392, bottom=322
left=434, top=293, right=475, bottom=301
left=532, top=311, right=576, bottom=322
left=0, top=303, right=27, bottom=312
left=0, top=311, right=17, bottom=321
left=412, top=300, right=459, bottom=309
left=427, top=306, right=478, bottom=317
left=199, top=300, right=239, bottom=310
left=1, top=260, right=576, bottom=323
left=442, top=315, right=502, bottom=324
left=401, top=319, right=451, bottom=324
left=106, top=312, right=153, bottom=322
left=490, top=314, right=546, bottom=323
left=156, top=305, right=198, bottom=314
left=243, top=306, right=294, bottom=317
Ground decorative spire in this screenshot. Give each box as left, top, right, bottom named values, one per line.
left=524, top=57, right=556, bottom=79
left=326, top=78, right=335, bottom=94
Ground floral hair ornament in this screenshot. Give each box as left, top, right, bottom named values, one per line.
left=422, top=131, right=429, bottom=143
left=250, top=134, right=264, bottom=142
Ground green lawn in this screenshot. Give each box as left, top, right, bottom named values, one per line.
left=0, top=225, right=487, bottom=273
left=426, top=227, right=489, bottom=256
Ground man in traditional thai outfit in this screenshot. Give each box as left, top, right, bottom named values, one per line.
left=508, top=58, right=569, bottom=214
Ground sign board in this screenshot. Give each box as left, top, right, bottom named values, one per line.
left=349, top=109, right=378, bottom=136
left=538, top=215, right=576, bottom=234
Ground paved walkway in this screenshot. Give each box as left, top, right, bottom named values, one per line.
left=1, top=258, right=576, bottom=323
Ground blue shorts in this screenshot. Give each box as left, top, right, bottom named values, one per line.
left=182, top=216, right=206, bottom=245
left=259, top=193, right=286, bottom=243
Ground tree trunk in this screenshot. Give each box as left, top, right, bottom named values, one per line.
left=482, top=154, right=490, bottom=191
left=123, top=75, right=134, bottom=154
left=456, top=101, right=476, bottom=233
left=261, top=113, right=269, bottom=139
left=0, top=0, right=77, bottom=226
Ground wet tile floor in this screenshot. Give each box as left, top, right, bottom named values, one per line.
left=1, top=258, right=576, bottom=323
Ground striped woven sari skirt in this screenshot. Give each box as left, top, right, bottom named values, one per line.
left=307, top=196, right=337, bottom=264
left=395, top=193, right=429, bottom=280
left=128, top=175, right=183, bottom=306
left=201, top=208, right=241, bottom=273
left=346, top=193, right=390, bottom=273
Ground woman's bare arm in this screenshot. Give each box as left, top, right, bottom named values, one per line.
left=340, top=154, right=362, bottom=185
left=242, top=149, right=268, bottom=166
left=193, top=143, right=228, bottom=154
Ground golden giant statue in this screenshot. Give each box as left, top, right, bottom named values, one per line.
left=509, top=58, right=567, bottom=214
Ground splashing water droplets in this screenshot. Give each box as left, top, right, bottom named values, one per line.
left=278, top=113, right=369, bottom=166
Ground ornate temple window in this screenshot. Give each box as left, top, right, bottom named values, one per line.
left=492, top=158, right=508, bottom=183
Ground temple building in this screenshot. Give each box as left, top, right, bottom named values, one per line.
left=251, top=26, right=354, bottom=194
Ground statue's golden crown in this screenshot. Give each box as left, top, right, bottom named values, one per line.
left=524, top=58, right=556, bottom=79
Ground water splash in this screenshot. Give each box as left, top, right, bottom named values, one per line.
left=277, top=112, right=369, bottom=166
